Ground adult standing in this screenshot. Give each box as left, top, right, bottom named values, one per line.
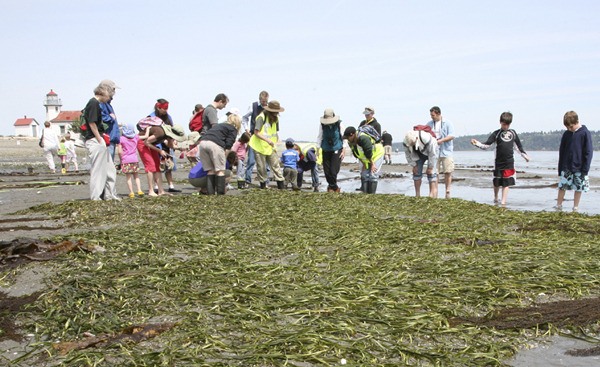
left=403, top=129, right=439, bottom=198
left=99, top=80, right=120, bottom=163
left=343, top=126, right=385, bottom=194
left=426, top=106, right=455, bottom=198
left=40, top=121, right=60, bottom=173
left=149, top=99, right=181, bottom=192
left=242, top=91, right=269, bottom=184
left=197, top=114, right=241, bottom=195
left=317, top=108, right=345, bottom=193
left=201, top=93, right=229, bottom=135
left=381, top=130, right=393, bottom=165
left=82, top=81, right=119, bottom=200
left=358, top=106, right=382, bottom=135
left=248, top=100, right=285, bottom=189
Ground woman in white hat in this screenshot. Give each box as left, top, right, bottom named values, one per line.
left=317, top=108, right=345, bottom=192
left=248, top=100, right=286, bottom=189
left=403, top=129, right=439, bottom=197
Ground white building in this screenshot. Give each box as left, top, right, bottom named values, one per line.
left=43, top=89, right=80, bottom=136
left=12, top=89, right=81, bottom=137
left=13, top=116, right=41, bottom=137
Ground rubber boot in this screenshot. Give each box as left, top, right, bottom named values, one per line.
left=360, top=179, right=368, bottom=193
left=206, top=175, right=216, bottom=195
left=260, top=182, right=267, bottom=189
left=368, top=181, right=378, bottom=194
left=277, top=180, right=284, bottom=190
left=216, top=175, right=226, bottom=195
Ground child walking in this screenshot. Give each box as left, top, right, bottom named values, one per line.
left=118, top=122, right=144, bottom=198
left=555, top=111, right=593, bottom=212
left=57, top=138, right=68, bottom=174
left=281, top=138, right=300, bottom=190
left=231, top=132, right=251, bottom=189
left=471, top=111, right=530, bottom=206
left=64, top=133, right=78, bottom=173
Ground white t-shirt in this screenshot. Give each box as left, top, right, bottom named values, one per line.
left=42, top=127, right=59, bottom=150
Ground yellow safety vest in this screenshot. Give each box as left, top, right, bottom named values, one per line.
left=351, top=134, right=385, bottom=166
left=298, top=143, right=323, bottom=166
left=249, top=113, right=278, bottom=155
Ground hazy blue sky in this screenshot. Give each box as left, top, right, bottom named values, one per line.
left=1, top=0, right=599, bottom=141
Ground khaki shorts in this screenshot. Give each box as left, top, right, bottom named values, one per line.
left=438, top=157, right=455, bottom=174
left=384, top=145, right=392, bottom=155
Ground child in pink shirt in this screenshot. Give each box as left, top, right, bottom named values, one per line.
left=118, top=122, right=144, bottom=198
left=230, top=132, right=250, bottom=189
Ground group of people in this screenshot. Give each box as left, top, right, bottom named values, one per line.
left=40, top=123, right=78, bottom=174
left=69, top=81, right=592, bottom=211
left=403, top=108, right=593, bottom=211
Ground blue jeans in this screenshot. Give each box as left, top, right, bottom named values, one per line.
left=297, top=160, right=320, bottom=188
left=245, top=147, right=256, bottom=183
left=412, top=155, right=438, bottom=183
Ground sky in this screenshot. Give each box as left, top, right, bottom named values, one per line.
left=1, top=0, right=599, bottom=141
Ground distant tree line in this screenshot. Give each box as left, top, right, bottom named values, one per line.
left=391, top=130, right=600, bottom=152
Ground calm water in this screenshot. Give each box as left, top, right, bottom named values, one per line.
left=341, top=150, right=600, bottom=216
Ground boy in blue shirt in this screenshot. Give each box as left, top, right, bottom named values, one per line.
left=281, top=138, right=300, bottom=190
left=556, top=111, right=594, bottom=212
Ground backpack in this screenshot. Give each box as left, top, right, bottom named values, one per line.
left=138, top=116, right=164, bottom=131
left=357, top=125, right=382, bottom=143
left=189, top=110, right=204, bottom=133
left=413, top=124, right=437, bottom=138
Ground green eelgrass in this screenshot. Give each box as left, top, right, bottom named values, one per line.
left=8, top=191, right=600, bottom=366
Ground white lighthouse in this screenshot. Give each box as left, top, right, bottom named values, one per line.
left=44, top=89, right=62, bottom=122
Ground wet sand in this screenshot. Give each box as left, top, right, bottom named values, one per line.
left=2, top=137, right=600, bottom=366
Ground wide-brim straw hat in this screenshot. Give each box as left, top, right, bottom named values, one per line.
left=264, top=100, right=285, bottom=113
left=187, top=131, right=201, bottom=145
left=320, top=108, right=340, bottom=125
left=163, top=124, right=186, bottom=142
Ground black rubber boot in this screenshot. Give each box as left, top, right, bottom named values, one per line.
left=368, top=181, right=378, bottom=194
left=360, top=179, right=368, bottom=193
left=216, top=175, right=226, bottom=195
left=260, top=182, right=267, bottom=189
left=206, top=175, right=216, bottom=195
left=277, top=180, right=284, bottom=190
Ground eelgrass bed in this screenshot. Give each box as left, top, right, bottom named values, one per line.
left=10, top=192, right=600, bottom=366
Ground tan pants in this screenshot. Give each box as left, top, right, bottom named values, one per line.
left=255, top=151, right=283, bottom=183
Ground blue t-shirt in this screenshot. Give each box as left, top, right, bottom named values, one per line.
left=281, top=148, right=299, bottom=169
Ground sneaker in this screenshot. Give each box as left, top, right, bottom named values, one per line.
left=167, top=187, right=182, bottom=193
left=128, top=193, right=135, bottom=198
left=572, top=207, right=579, bottom=212
left=553, top=205, right=563, bottom=211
